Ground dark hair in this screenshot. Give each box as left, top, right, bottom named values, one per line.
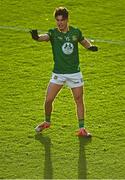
left=54, top=7, right=69, bottom=19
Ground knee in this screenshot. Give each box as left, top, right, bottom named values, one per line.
left=45, top=97, right=54, bottom=105
left=74, top=95, right=83, bottom=104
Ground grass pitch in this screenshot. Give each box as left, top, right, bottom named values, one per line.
left=0, top=0, right=125, bottom=179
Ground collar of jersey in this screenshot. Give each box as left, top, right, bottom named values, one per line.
left=57, top=26, right=70, bottom=34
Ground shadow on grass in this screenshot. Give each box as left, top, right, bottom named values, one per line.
left=78, top=137, right=92, bottom=179
left=35, top=133, right=53, bottom=179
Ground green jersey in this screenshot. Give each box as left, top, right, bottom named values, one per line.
left=48, top=26, right=84, bottom=74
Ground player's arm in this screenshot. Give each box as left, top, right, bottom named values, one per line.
left=80, top=38, right=98, bottom=51
left=30, top=29, right=50, bottom=42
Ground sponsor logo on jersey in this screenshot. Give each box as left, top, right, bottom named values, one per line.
left=62, top=42, right=74, bottom=55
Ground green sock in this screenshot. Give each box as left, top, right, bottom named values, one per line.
left=45, top=115, right=51, bottom=123
left=78, top=119, right=84, bottom=128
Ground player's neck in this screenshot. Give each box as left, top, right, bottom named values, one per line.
left=58, top=25, right=69, bottom=33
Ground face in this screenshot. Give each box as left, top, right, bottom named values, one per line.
left=55, top=15, right=68, bottom=32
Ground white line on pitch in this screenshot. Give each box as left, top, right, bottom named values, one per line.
left=0, top=25, right=125, bottom=45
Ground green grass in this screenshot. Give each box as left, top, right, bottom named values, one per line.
left=0, top=0, right=125, bottom=179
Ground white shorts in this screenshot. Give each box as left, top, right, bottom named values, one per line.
left=50, top=72, right=84, bottom=88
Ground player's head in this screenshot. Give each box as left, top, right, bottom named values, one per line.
left=54, top=7, right=69, bottom=20
left=54, top=7, right=69, bottom=32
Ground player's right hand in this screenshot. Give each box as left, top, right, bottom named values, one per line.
left=29, top=29, right=39, bottom=40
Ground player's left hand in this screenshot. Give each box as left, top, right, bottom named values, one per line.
left=88, top=46, right=98, bottom=51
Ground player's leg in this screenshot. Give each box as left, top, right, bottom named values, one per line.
left=35, top=82, right=63, bottom=132
left=71, top=86, right=85, bottom=120
left=71, top=86, right=91, bottom=137
left=45, top=82, right=63, bottom=120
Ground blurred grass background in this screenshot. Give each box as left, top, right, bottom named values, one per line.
left=0, top=0, right=125, bottom=179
